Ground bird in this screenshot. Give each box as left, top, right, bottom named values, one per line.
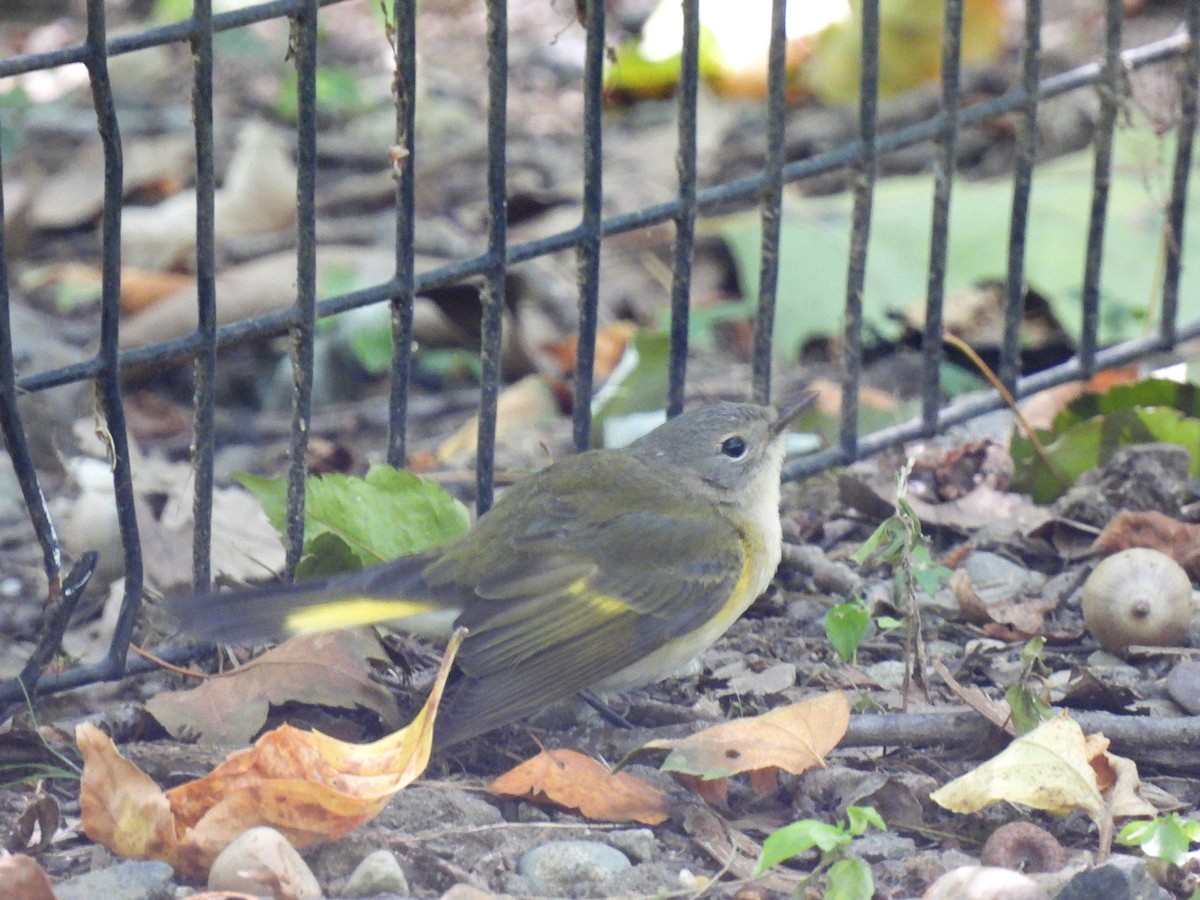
left=171, top=395, right=814, bottom=748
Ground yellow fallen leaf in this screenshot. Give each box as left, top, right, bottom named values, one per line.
left=79, top=630, right=464, bottom=880
left=930, top=713, right=1104, bottom=821
left=641, top=691, right=850, bottom=780
left=804, top=0, right=1009, bottom=106
left=489, top=748, right=669, bottom=825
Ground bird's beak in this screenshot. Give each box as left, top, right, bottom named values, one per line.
left=769, top=391, right=817, bottom=439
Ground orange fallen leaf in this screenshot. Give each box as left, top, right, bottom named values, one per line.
left=80, top=630, right=464, bottom=880
left=489, top=748, right=669, bottom=826
left=670, top=771, right=728, bottom=806
left=1092, top=510, right=1200, bottom=581
left=641, top=691, right=850, bottom=781
left=121, top=267, right=196, bottom=315
left=542, top=321, right=638, bottom=382
left=435, top=375, right=565, bottom=465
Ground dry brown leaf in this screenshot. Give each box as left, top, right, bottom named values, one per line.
left=489, top=748, right=669, bottom=825
left=1019, top=368, right=1139, bottom=431
left=436, top=375, right=566, bottom=465
left=1093, top=510, right=1200, bottom=581
left=28, top=134, right=195, bottom=230
left=141, top=477, right=286, bottom=595
left=145, top=630, right=402, bottom=745
left=541, top=321, right=638, bottom=381
left=80, top=631, right=463, bottom=880
left=805, top=376, right=899, bottom=417
left=676, top=804, right=799, bottom=893
left=669, top=772, right=728, bottom=806
left=931, top=658, right=1013, bottom=734
left=122, top=121, right=297, bottom=271
left=642, top=691, right=850, bottom=781
left=120, top=267, right=197, bottom=315
left=951, top=567, right=1058, bottom=637
left=1086, top=734, right=1164, bottom=819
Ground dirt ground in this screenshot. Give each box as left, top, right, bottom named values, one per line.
left=1, top=1, right=1199, bottom=898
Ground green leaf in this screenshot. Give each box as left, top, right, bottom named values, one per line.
left=1005, top=681, right=1053, bottom=736
left=852, top=517, right=907, bottom=566
left=874, top=615, right=903, bottom=630
left=845, top=805, right=885, bottom=836
left=277, top=65, right=373, bottom=121
left=824, top=857, right=874, bottom=900
left=590, top=330, right=671, bottom=448
left=718, top=123, right=1200, bottom=363
left=754, top=820, right=851, bottom=875
left=912, top=561, right=952, bottom=596
left=294, top=531, right=363, bottom=578
left=1118, top=814, right=1200, bottom=866
left=1020, top=636, right=1046, bottom=663
left=237, top=465, right=471, bottom=571
left=1011, top=380, right=1200, bottom=502
left=236, top=473, right=288, bottom=538
left=151, top=0, right=191, bottom=23
left=826, top=602, right=870, bottom=662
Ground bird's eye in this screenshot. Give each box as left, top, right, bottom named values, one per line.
left=720, top=436, right=747, bottom=459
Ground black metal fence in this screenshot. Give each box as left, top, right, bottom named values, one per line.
left=1, top=0, right=1198, bottom=707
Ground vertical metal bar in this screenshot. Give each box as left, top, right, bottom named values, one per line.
left=284, top=0, right=319, bottom=576
left=0, top=155, right=62, bottom=602
left=1079, top=0, right=1124, bottom=374
left=191, top=0, right=216, bottom=590
left=1161, top=0, right=1200, bottom=346
left=840, top=0, right=880, bottom=460
left=667, top=0, right=700, bottom=418
left=387, top=0, right=417, bottom=468
left=1000, top=0, right=1042, bottom=393
left=573, top=0, right=605, bottom=450
left=921, top=0, right=964, bottom=434
left=475, top=0, right=508, bottom=514
left=85, top=0, right=141, bottom=672
left=751, top=0, right=788, bottom=406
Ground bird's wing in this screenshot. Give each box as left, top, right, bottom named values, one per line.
left=432, top=505, right=748, bottom=746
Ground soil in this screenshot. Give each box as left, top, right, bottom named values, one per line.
left=1, top=1, right=1198, bottom=898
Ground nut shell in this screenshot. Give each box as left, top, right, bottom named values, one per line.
left=1081, top=548, right=1194, bottom=653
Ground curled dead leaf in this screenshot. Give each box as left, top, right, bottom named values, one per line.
left=145, top=630, right=402, bottom=745
left=489, top=748, right=668, bottom=825
left=79, top=631, right=464, bottom=880
left=640, top=691, right=850, bottom=781
left=930, top=714, right=1104, bottom=822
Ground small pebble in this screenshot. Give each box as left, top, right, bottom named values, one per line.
left=1054, top=854, right=1172, bottom=900
left=0, top=854, right=56, bottom=900
left=343, top=849, right=409, bottom=898
left=55, top=860, right=175, bottom=900
left=605, top=828, right=657, bottom=864
left=1166, top=659, right=1200, bottom=715
left=208, top=826, right=322, bottom=899
left=921, top=864, right=1043, bottom=899
left=517, top=839, right=631, bottom=897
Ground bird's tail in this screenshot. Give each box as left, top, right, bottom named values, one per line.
left=167, top=550, right=457, bottom=645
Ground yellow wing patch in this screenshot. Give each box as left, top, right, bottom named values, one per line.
left=568, top=577, right=633, bottom=618
left=285, top=597, right=438, bottom=634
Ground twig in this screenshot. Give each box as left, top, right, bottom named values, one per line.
left=843, top=709, right=1200, bottom=761
left=942, top=332, right=1065, bottom=485
left=128, top=642, right=210, bottom=679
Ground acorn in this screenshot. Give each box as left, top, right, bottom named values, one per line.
left=1081, top=548, right=1195, bottom=654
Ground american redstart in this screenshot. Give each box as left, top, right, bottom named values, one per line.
left=171, top=394, right=815, bottom=748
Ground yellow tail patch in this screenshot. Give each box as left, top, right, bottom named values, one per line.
left=286, top=598, right=439, bottom=634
